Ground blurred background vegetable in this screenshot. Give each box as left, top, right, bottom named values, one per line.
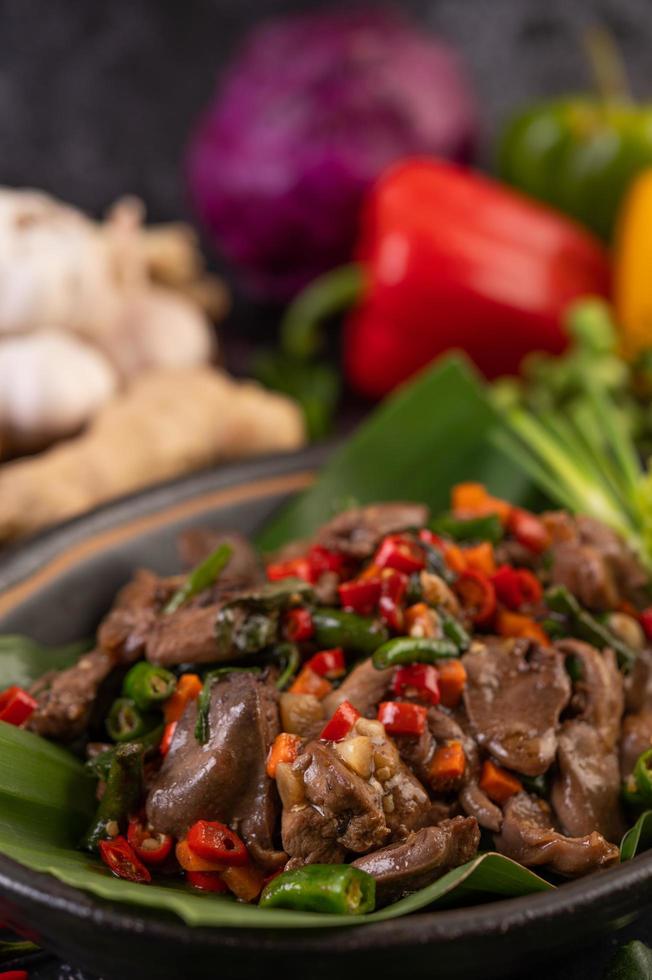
left=186, top=7, right=477, bottom=301
left=498, top=28, right=652, bottom=242
left=268, top=158, right=610, bottom=417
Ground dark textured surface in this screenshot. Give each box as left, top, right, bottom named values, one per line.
left=1, top=0, right=651, bottom=225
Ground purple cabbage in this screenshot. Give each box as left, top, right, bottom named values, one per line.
left=186, top=7, right=478, bottom=301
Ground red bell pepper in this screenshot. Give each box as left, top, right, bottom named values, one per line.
left=99, top=836, right=151, bottom=883
left=281, top=159, right=611, bottom=399
left=0, top=687, right=37, bottom=727
left=187, top=820, right=248, bottom=866
left=346, top=159, right=610, bottom=395
left=391, top=663, right=440, bottom=705
left=306, top=647, right=346, bottom=678
left=320, top=700, right=360, bottom=742
left=377, top=701, right=427, bottom=736
left=283, top=606, right=314, bottom=642
left=127, top=817, right=174, bottom=866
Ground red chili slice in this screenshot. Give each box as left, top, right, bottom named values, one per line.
left=455, top=569, right=496, bottom=625
left=0, top=686, right=37, bottom=727
left=374, top=534, right=425, bottom=574
left=338, top=578, right=382, bottom=615
left=306, top=647, right=346, bottom=678
left=266, top=558, right=313, bottom=583
left=186, top=870, right=229, bottom=892
left=160, top=721, right=177, bottom=757
left=283, top=606, right=314, bottom=642
left=492, top=566, right=542, bottom=609
left=391, top=664, right=440, bottom=706
left=507, top=508, right=551, bottom=554
left=641, top=608, right=652, bottom=643
left=377, top=701, right=427, bottom=736
left=127, top=817, right=174, bottom=866
left=319, top=699, right=361, bottom=741
left=187, top=820, right=249, bottom=866
left=99, top=836, right=151, bottom=883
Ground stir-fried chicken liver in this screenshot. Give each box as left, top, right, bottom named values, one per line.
left=552, top=640, right=625, bottom=842
left=544, top=511, right=648, bottom=611
left=495, top=792, right=619, bottom=876
left=146, top=672, right=284, bottom=869
left=280, top=740, right=389, bottom=867
left=322, top=658, right=394, bottom=717
left=28, top=648, right=114, bottom=741
left=352, top=817, right=480, bottom=904
left=621, top=649, right=652, bottom=776
left=315, top=502, right=429, bottom=558
left=462, top=637, right=571, bottom=776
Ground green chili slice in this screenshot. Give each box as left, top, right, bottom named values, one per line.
left=634, top=748, right=652, bottom=807
left=439, top=610, right=471, bottom=652
left=372, top=636, right=458, bottom=670
left=164, top=543, right=233, bottom=614
left=106, top=697, right=159, bottom=743
left=259, top=864, right=375, bottom=915
left=81, top=742, right=144, bottom=852
left=430, top=513, right=504, bottom=544
left=86, top=723, right=164, bottom=781
left=312, top=608, right=389, bottom=655
left=122, top=661, right=176, bottom=710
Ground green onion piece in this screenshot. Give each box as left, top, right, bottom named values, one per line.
left=545, top=585, right=637, bottom=670
left=195, top=667, right=262, bottom=745
left=274, top=643, right=301, bottom=691
left=259, top=863, right=375, bottom=915
left=164, top=543, right=233, bottom=614
left=372, top=636, right=458, bottom=671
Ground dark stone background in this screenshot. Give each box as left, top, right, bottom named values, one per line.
left=2, top=1, right=652, bottom=976
left=0, top=0, right=650, bottom=223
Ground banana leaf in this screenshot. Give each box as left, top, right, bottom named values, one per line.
left=621, top=811, right=652, bottom=862
left=258, top=356, right=539, bottom=551
left=0, top=722, right=552, bottom=928
left=0, top=635, right=90, bottom=690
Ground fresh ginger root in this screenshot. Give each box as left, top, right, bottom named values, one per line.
left=0, top=367, right=305, bottom=543
left=0, top=189, right=229, bottom=457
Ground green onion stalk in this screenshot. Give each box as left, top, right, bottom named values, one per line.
left=492, top=298, right=652, bottom=570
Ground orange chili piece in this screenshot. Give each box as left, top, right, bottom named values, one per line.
left=479, top=760, right=523, bottom=804
left=266, top=732, right=302, bottom=778
left=451, top=483, right=512, bottom=524
left=164, top=673, right=202, bottom=724
left=289, top=666, right=332, bottom=700
left=437, top=659, right=467, bottom=708
left=429, top=741, right=466, bottom=792
left=496, top=609, right=550, bottom=646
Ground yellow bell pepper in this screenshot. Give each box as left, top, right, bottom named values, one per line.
left=614, top=168, right=652, bottom=358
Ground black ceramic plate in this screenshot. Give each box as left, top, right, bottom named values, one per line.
left=0, top=445, right=650, bottom=980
